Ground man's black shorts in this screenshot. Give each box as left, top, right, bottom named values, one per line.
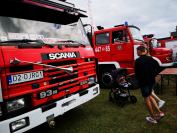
left=140, top=84, right=153, bottom=97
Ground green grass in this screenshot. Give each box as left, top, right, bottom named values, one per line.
left=27, top=78, right=177, bottom=133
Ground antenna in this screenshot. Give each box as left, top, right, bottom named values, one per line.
left=87, top=0, right=96, bottom=33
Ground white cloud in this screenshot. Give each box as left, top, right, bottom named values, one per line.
left=68, top=0, right=177, bottom=38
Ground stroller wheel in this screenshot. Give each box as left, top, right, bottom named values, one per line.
left=130, top=96, right=137, bottom=104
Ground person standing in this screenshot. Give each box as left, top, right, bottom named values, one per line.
left=146, top=45, right=165, bottom=109
left=135, top=45, right=165, bottom=124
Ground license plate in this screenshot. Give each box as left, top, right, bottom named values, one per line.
left=38, top=88, right=58, bottom=99
left=8, top=71, right=44, bottom=85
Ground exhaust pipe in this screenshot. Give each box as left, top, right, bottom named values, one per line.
left=47, top=114, right=56, bottom=128
left=48, top=120, right=56, bottom=128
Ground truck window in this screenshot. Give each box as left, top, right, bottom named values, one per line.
left=129, top=27, right=143, bottom=42
left=151, top=39, right=161, bottom=48
left=112, top=30, right=128, bottom=43
left=96, top=33, right=110, bottom=45
left=112, top=30, right=123, bottom=43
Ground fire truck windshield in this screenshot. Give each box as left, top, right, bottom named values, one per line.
left=0, top=16, right=90, bottom=45
left=151, top=38, right=161, bottom=48
left=129, top=27, right=144, bottom=42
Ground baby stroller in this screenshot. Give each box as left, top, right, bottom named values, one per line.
left=109, top=74, right=137, bottom=107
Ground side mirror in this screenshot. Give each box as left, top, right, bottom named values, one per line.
left=97, top=26, right=104, bottom=30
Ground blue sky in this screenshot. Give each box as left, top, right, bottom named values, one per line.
left=68, top=0, right=177, bottom=38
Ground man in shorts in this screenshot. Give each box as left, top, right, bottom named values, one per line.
left=135, top=45, right=165, bottom=124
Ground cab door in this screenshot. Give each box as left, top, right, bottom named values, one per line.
left=93, top=32, right=111, bottom=62
left=110, top=29, right=134, bottom=65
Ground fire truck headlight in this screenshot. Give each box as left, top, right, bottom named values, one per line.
left=10, top=117, right=29, bottom=132
left=93, top=87, right=99, bottom=95
left=6, top=98, right=25, bottom=112
left=88, top=77, right=95, bottom=85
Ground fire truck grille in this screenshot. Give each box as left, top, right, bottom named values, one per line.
left=6, top=58, right=96, bottom=107
left=46, top=60, right=78, bottom=85
left=47, top=60, right=76, bottom=73
left=49, top=74, right=78, bottom=84
left=48, top=60, right=76, bottom=68
left=44, top=58, right=96, bottom=89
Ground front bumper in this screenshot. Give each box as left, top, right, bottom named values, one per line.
left=160, top=62, right=174, bottom=67
left=152, top=56, right=174, bottom=67
left=0, top=84, right=100, bottom=133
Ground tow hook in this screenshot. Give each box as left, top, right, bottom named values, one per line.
left=47, top=114, right=55, bottom=128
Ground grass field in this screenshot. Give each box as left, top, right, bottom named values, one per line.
left=27, top=78, right=177, bottom=133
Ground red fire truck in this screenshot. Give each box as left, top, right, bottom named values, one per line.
left=157, top=27, right=177, bottom=61
left=92, top=23, right=173, bottom=86
left=143, top=34, right=173, bottom=64
left=0, top=0, right=100, bottom=132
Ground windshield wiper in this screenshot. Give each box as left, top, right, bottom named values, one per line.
left=57, top=40, right=86, bottom=47
left=0, top=39, right=54, bottom=48
left=0, top=39, right=44, bottom=44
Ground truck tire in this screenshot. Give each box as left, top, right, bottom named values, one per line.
left=100, top=68, right=127, bottom=88
left=101, top=71, right=114, bottom=88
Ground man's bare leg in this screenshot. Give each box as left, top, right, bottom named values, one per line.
left=152, top=90, right=165, bottom=108
left=144, top=96, right=154, bottom=117
left=152, top=90, right=161, bottom=102
left=149, top=95, right=161, bottom=113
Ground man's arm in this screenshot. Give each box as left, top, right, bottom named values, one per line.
left=152, top=58, right=160, bottom=76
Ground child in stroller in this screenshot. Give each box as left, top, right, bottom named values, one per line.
left=109, top=74, right=137, bottom=107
